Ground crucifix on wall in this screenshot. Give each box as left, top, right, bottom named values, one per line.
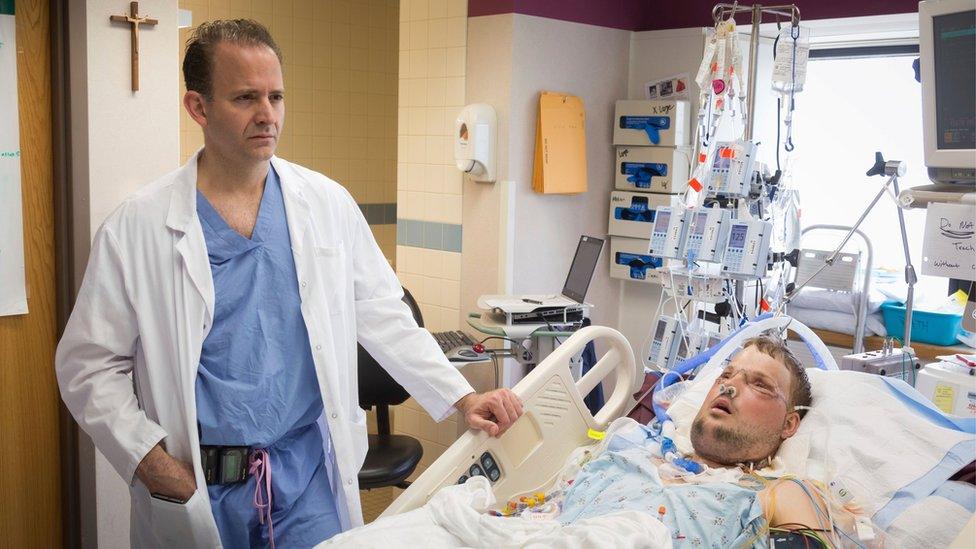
left=110, top=1, right=158, bottom=91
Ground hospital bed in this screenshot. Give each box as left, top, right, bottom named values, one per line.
left=370, top=317, right=975, bottom=546
left=382, top=316, right=834, bottom=518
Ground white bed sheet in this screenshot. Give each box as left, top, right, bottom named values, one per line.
left=319, top=476, right=672, bottom=548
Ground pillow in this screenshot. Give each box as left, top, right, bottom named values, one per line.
left=667, top=368, right=974, bottom=527
left=787, top=306, right=887, bottom=337
left=790, top=287, right=886, bottom=315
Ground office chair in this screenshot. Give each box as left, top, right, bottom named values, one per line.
left=357, top=287, right=425, bottom=490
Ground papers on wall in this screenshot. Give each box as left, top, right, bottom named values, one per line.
left=0, top=4, right=27, bottom=316
left=921, top=202, right=976, bottom=280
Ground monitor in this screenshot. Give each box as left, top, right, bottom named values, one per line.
left=920, top=0, right=976, bottom=184
left=561, top=235, right=604, bottom=303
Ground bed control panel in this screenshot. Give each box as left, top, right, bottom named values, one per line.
left=457, top=451, right=502, bottom=484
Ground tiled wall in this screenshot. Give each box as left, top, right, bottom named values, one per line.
left=393, top=0, right=468, bottom=478
left=178, top=0, right=399, bottom=260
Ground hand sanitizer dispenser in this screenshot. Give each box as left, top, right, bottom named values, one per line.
left=454, top=103, right=496, bottom=183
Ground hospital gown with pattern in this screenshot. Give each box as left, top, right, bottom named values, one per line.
left=557, top=425, right=767, bottom=548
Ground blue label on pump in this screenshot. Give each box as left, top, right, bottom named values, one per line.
left=615, top=252, right=663, bottom=280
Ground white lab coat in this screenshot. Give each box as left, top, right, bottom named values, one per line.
left=56, top=152, right=475, bottom=547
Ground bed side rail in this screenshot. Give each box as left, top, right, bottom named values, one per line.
left=380, top=326, right=639, bottom=517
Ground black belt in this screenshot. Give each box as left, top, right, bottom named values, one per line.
left=200, top=445, right=251, bottom=485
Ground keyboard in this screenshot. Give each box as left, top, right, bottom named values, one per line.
left=432, top=330, right=476, bottom=354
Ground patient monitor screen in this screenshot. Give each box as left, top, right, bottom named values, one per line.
left=934, top=10, right=976, bottom=150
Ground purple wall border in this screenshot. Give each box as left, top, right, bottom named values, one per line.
left=467, top=0, right=921, bottom=32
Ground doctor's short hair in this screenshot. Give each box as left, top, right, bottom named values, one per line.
left=183, top=19, right=283, bottom=99
left=741, top=333, right=813, bottom=418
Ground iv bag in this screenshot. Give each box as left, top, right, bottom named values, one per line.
left=771, top=26, right=810, bottom=95
left=770, top=187, right=801, bottom=253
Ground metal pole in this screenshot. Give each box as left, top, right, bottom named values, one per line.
left=890, top=176, right=918, bottom=350
left=745, top=3, right=761, bottom=140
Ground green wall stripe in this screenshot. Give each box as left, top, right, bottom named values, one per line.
left=396, top=219, right=462, bottom=253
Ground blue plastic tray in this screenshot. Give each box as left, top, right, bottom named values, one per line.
left=880, top=301, right=962, bottom=346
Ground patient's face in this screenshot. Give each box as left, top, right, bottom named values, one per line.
left=690, top=346, right=797, bottom=466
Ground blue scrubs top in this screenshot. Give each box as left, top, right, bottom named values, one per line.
left=196, top=167, right=341, bottom=547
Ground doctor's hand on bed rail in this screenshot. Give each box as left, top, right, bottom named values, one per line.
left=455, top=389, right=524, bottom=437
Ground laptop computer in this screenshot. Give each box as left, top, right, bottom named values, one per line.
left=478, top=235, right=604, bottom=323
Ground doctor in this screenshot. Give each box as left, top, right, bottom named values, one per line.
left=56, top=19, right=522, bottom=548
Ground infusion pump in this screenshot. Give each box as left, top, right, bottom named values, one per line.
left=721, top=220, right=772, bottom=278
left=685, top=208, right=732, bottom=263
left=648, top=207, right=691, bottom=259
left=650, top=317, right=721, bottom=369
left=649, top=207, right=772, bottom=278
left=648, top=315, right=684, bottom=369
left=706, top=140, right=759, bottom=197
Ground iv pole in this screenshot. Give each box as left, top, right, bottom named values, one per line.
left=710, top=5, right=919, bottom=354
left=709, top=3, right=800, bottom=319
left=710, top=3, right=801, bottom=140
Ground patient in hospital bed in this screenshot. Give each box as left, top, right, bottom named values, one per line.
left=552, top=334, right=827, bottom=546
left=325, top=334, right=844, bottom=548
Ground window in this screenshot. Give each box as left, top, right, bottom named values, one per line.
left=790, top=50, right=946, bottom=301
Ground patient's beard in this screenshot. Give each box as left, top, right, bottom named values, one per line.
left=690, top=415, right=780, bottom=466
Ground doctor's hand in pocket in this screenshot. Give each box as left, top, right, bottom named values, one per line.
left=455, top=389, right=524, bottom=437
left=136, top=443, right=198, bottom=503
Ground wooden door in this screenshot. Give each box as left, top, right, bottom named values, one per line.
left=0, top=0, right=62, bottom=545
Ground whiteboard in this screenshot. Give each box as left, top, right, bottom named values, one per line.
left=0, top=5, right=27, bottom=317
left=921, top=202, right=976, bottom=280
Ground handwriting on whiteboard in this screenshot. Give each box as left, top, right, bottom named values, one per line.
left=923, top=203, right=976, bottom=279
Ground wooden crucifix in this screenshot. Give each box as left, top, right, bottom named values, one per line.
left=110, top=2, right=158, bottom=91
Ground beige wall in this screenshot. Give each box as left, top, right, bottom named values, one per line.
left=392, top=0, right=469, bottom=477
left=178, top=0, right=400, bottom=260
left=394, top=0, right=466, bottom=331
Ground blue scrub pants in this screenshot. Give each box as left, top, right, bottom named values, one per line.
left=207, top=429, right=342, bottom=548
